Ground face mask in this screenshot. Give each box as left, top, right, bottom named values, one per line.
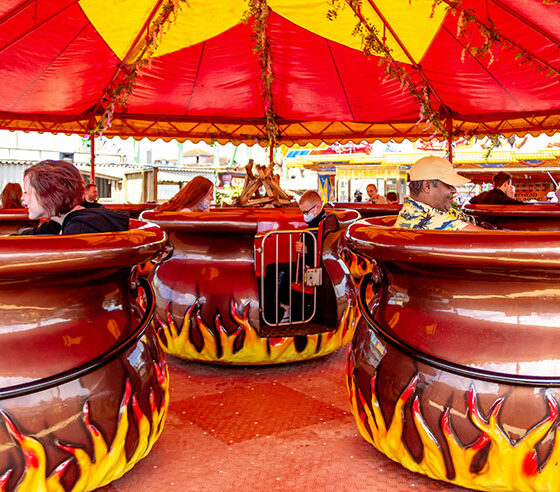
left=198, top=198, right=211, bottom=211
left=303, top=212, right=317, bottom=224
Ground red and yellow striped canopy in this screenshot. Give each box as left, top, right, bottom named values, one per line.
left=0, top=0, right=559, bottom=145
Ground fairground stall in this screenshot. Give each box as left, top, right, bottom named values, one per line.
left=285, top=148, right=560, bottom=205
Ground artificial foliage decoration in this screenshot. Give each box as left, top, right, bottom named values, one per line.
left=242, top=0, right=278, bottom=149
left=326, top=0, right=560, bottom=141
left=92, top=0, right=188, bottom=135
left=433, top=0, right=560, bottom=78
left=326, top=0, right=449, bottom=137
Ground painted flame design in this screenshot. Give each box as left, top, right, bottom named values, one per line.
left=347, top=356, right=560, bottom=491
left=156, top=298, right=359, bottom=364
left=340, top=247, right=374, bottom=280
left=0, top=357, right=169, bottom=492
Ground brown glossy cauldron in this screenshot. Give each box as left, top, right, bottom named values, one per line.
left=106, top=203, right=157, bottom=219
left=0, top=209, right=36, bottom=235
left=343, top=215, right=560, bottom=491
left=463, top=203, right=560, bottom=231
left=0, top=204, right=157, bottom=236
left=0, top=220, right=168, bottom=491
left=332, top=202, right=401, bottom=218
left=142, top=208, right=360, bottom=365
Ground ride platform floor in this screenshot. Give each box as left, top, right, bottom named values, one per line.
left=102, top=348, right=467, bottom=492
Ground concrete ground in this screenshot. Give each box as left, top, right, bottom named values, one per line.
left=102, top=348, right=466, bottom=492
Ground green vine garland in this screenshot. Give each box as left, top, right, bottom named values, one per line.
left=328, top=0, right=448, bottom=137
left=326, top=0, right=560, bottom=141
left=243, top=0, right=278, bottom=148
left=92, top=0, right=188, bottom=136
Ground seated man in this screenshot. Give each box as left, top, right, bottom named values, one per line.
left=395, top=156, right=482, bottom=231
left=83, top=183, right=98, bottom=203
left=19, top=160, right=129, bottom=235
left=366, top=184, right=387, bottom=204
left=469, top=171, right=524, bottom=205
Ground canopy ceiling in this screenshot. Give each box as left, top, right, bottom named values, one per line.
left=0, top=0, right=559, bottom=145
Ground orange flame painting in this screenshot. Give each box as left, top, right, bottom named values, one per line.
left=156, top=297, right=359, bottom=364
left=0, top=357, right=169, bottom=492
left=340, top=247, right=374, bottom=280
left=347, top=356, right=560, bottom=491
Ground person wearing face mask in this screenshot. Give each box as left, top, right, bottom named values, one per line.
left=295, top=190, right=327, bottom=268
left=272, top=191, right=328, bottom=323
left=298, top=190, right=327, bottom=228
left=155, top=176, right=214, bottom=212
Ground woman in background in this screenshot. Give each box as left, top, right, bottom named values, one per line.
left=156, top=176, right=214, bottom=212
left=1, top=182, right=24, bottom=208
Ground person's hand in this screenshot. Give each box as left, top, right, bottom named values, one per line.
left=295, top=241, right=307, bottom=253
left=506, top=184, right=516, bottom=199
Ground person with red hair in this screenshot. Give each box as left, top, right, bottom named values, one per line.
left=1, top=182, right=24, bottom=208
left=19, top=160, right=128, bottom=235
left=156, top=176, right=214, bottom=212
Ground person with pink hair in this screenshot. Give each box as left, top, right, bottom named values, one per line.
left=19, top=160, right=128, bottom=235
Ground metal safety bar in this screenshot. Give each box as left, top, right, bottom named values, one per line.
left=259, top=229, right=318, bottom=327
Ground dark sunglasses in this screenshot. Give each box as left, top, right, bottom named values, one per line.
left=300, top=204, right=317, bottom=215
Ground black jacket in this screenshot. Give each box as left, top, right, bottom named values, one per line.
left=470, top=188, right=524, bottom=205
left=19, top=203, right=129, bottom=235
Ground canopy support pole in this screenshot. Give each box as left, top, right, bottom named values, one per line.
left=269, top=145, right=274, bottom=167
left=90, top=134, right=95, bottom=182
left=230, top=145, right=238, bottom=167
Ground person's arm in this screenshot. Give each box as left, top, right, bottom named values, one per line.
left=461, top=222, right=485, bottom=231
left=501, top=196, right=525, bottom=205
left=17, top=220, right=61, bottom=235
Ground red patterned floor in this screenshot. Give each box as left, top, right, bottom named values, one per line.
left=102, top=348, right=468, bottom=492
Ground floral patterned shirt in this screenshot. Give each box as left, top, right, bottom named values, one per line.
left=394, top=197, right=471, bottom=230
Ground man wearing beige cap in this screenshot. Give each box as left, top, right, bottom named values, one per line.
left=395, top=155, right=482, bottom=230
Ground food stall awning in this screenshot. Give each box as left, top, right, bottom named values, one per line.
left=336, top=165, right=408, bottom=180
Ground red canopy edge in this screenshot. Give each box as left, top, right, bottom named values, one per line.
left=1, top=112, right=559, bottom=146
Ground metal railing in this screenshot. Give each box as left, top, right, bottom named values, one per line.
left=259, top=229, right=319, bottom=327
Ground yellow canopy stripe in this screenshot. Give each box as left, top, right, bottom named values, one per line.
left=79, top=0, right=447, bottom=64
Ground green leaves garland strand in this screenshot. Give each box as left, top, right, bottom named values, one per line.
left=327, top=0, right=560, bottom=141
left=243, top=0, right=277, bottom=148
left=433, top=0, right=560, bottom=78
left=92, top=0, right=187, bottom=136
left=328, top=0, right=448, bottom=137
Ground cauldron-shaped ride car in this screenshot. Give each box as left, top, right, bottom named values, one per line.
left=331, top=202, right=401, bottom=218
left=342, top=214, right=560, bottom=491
left=141, top=207, right=360, bottom=365
left=463, top=203, right=560, bottom=231
left=0, top=219, right=168, bottom=491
